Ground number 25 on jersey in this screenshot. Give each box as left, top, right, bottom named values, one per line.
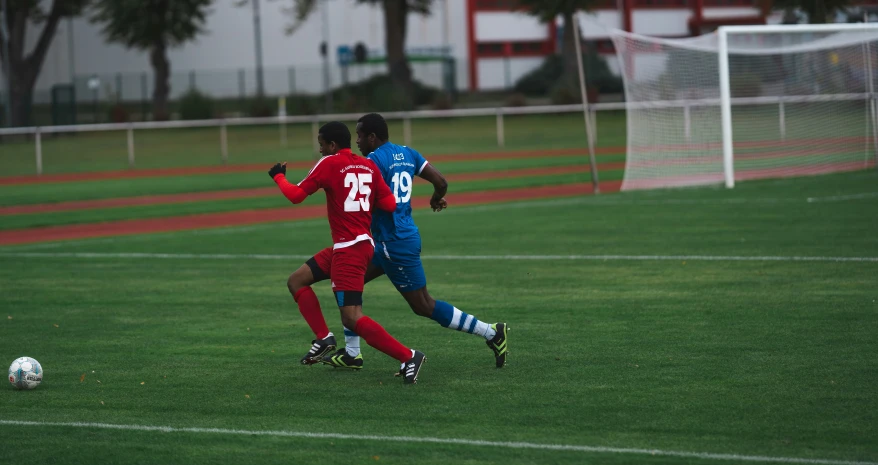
left=344, top=173, right=372, bottom=212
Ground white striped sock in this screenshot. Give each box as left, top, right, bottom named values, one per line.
left=343, top=327, right=360, bottom=356
left=473, top=321, right=494, bottom=339
left=449, top=307, right=463, bottom=329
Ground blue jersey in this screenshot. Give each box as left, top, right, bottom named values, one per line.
left=367, top=142, right=428, bottom=242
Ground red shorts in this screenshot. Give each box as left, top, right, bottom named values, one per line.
left=310, top=240, right=374, bottom=292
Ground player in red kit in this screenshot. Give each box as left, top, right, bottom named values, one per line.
left=268, top=121, right=426, bottom=384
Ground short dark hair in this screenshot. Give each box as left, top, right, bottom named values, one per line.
left=357, top=113, right=389, bottom=141
left=319, top=121, right=351, bottom=149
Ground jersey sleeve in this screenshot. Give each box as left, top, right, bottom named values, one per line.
left=298, top=157, right=329, bottom=195
left=410, top=148, right=429, bottom=175
left=369, top=159, right=397, bottom=212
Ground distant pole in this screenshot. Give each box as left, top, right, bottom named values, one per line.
left=322, top=0, right=332, bottom=112
left=571, top=10, right=600, bottom=194
left=441, top=0, right=451, bottom=97
left=0, top=0, right=12, bottom=127
left=67, top=18, right=75, bottom=84
left=441, top=0, right=449, bottom=52
left=253, top=0, right=265, bottom=97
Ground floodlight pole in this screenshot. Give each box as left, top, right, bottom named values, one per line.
left=322, top=0, right=332, bottom=113
left=571, top=11, right=600, bottom=194
left=0, top=0, right=13, bottom=127
left=252, top=0, right=265, bottom=96
left=67, top=18, right=75, bottom=85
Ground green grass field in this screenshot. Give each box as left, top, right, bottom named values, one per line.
left=2, top=168, right=877, bottom=464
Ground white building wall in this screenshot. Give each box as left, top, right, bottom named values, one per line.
left=22, top=1, right=785, bottom=99
left=579, top=10, right=623, bottom=39
left=702, top=7, right=761, bottom=19
left=31, top=0, right=472, bottom=98
left=477, top=57, right=544, bottom=91
left=475, top=12, right=546, bottom=41
left=632, top=10, right=693, bottom=36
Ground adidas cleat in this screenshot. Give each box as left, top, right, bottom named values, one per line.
left=321, top=348, right=364, bottom=370
left=486, top=323, right=508, bottom=368
left=402, top=350, right=426, bottom=385
left=300, top=334, right=336, bottom=365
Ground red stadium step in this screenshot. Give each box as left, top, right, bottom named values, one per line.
left=0, top=162, right=626, bottom=215
left=0, top=147, right=624, bottom=186
left=0, top=181, right=621, bottom=245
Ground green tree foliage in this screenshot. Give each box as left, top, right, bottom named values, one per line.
left=90, top=0, right=212, bottom=120
left=516, top=0, right=601, bottom=89
left=759, top=0, right=850, bottom=24
left=1, top=0, right=89, bottom=126
left=282, top=0, right=432, bottom=110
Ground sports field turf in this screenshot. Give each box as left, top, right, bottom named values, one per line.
left=1, top=156, right=877, bottom=465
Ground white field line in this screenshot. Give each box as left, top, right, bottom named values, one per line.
left=806, top=192, right=878, bottom=202
left=0, top=252, right=876, bottom=262
left=0, top=420, right=874, bottom=465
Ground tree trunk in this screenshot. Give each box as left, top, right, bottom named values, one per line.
left=3, top=2, right=64, bottom=127
left=8, top=70, right=35, bottom=127
left=561, top=9, right=579, bottom=88
left=383, top=0, right=413, bottom=110
left=811, top=2, right=829, bottom=24
left=150, top=42, right=171, bottom=121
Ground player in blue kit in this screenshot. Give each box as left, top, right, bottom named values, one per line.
left=318, top=113, right=508, bottom=371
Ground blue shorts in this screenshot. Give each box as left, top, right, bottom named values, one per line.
left=372, top=234, right=427, bottom=293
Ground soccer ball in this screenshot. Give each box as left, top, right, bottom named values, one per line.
left=8, top=357, right=43, bottom=390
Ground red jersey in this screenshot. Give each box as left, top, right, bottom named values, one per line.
left=274, top=148, right=396, bottom=249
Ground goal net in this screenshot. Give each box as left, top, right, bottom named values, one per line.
left=610, top=24, right=878, bottom=190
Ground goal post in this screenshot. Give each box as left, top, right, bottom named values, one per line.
left=612, top=23, right=878, bottom=191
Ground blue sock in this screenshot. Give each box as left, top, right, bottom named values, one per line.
left=431, top=300, right=495, bottom=340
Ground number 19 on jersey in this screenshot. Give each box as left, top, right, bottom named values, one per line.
left=391, top=172, right=412, bottom=204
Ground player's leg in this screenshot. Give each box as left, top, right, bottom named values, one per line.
left=322, top=260, right=385, bottom=368
left=331, top=241, right=425, bottom=384
left=288, top=248, right=337, bottom=365
left=402, top=287, right=508, bottom=368
left=389, top=234, right=509, bottom=367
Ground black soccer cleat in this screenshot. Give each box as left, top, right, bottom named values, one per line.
left=486, top=323, right=508, bottom=368
left=320, top=348, right=364, bottom=370
left=402, top=350, right=426, bottom=385
left=300, top=334, right=337, bottom=365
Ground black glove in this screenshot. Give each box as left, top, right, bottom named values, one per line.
left=268, top=162, right=286, bottom=179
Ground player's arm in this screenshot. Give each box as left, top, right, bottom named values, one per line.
left=419, top=163, right=448, bottom=212
left=269, top=162, right=316, bottom=204
left=372, top=173, right=397, bottom=212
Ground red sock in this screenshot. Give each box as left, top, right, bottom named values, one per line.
left=293, top=287, right=329, bottom=340
left=354, top=316, right=412, bottom=362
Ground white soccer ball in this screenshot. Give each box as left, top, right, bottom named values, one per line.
left=8, top=357, right=43, bottom=390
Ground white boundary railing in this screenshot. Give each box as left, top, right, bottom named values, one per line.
left=2, top=94, right=876, bottom=175
left=0, top=104, right=617, bottom=175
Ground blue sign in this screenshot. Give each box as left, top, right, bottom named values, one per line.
left=337, top=46, right=353, bottom=67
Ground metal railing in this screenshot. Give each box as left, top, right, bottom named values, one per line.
left=3, top=93, right=873, bottom=175
left=0, top=103, right=621, bottom=175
